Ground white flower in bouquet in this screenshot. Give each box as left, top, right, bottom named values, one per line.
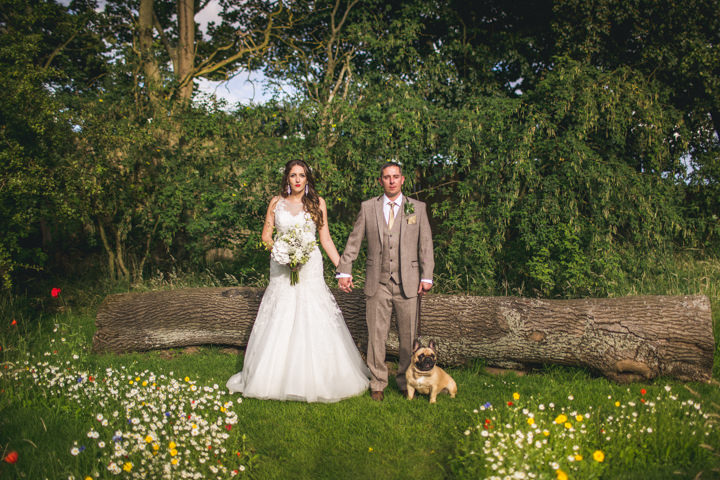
left=271, top=222, right=317, bottom=285
left=271, top=239, right=291, bottom=265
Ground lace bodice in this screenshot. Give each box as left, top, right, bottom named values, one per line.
left=274, top=198, right=317, bottom=236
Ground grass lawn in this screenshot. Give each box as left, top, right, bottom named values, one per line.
left=1, top=256, right=719, bottom=479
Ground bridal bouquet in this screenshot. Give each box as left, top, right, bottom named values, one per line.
left=271, top=223, right=317, bottom=285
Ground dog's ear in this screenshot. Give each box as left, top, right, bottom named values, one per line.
left=413, top=339, right=422, bottom=352
left=428, top=339, right=437, bottom=352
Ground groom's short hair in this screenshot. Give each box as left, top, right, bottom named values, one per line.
left=380, top=161, right=402, bottom=176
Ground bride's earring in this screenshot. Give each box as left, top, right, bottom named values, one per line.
left=286, top=185, right=291, bottom=195
left=305, top=185, right=309, bottom=195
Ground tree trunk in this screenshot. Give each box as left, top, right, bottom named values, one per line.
left=175, top=0, right=195, bottom=104
left=138, top=0, right=162, bottom=110
left=93, top=288, right=714, bottom=383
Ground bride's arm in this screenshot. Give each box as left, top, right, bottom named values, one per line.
left=261, top=196, right=279, bottom=250
left=317, top=197, right=340, bottom=267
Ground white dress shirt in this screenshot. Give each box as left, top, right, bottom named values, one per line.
left=383, top=194, right=403, bottom=224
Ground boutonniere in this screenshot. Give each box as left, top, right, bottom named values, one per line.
left=404, top=201, right=415, bottom=215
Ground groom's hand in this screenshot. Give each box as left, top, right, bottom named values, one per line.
left=418, top=281, right=432, bottom=296
left=339, top=276, right=354, bottom=293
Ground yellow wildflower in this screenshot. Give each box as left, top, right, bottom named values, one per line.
left=555, top=414, right=568, bottom=424
left=593, top=450, right=605, bottom=462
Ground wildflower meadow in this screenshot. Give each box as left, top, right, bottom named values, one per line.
left=1, top=273, right=719, bottom=479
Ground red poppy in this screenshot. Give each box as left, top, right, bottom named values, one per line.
left=11, top=319, right=16, bottom=326
left=507, top=401, right=513, bottom=406
left=640, top=388, right=646, bottom=395
left=4, top=451, right=18, bottom=464
left=225, top=424, right=232, bottom=431
left=640, top=398, right=646, bottom=404
left=51, top=288, right=61, bottom=298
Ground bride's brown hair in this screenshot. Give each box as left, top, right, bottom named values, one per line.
left=280, top=159, right=323, bottom=228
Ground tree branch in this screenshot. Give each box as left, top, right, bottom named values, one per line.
left=183, top=5, right=284, bottom=86
left=43, top=31, right=78, bottom=69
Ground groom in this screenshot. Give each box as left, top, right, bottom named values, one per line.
left=337, top=162, right=434, bottom=401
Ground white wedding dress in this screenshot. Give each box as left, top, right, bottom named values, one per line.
left=226, top=198, right=370, bottom=402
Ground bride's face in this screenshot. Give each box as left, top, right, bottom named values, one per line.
left=287, top=165, right=308, bottom=195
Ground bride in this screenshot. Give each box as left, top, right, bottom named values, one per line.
left=226, top=160, right=370, bottom=402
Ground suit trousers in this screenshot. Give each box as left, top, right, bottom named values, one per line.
left=365, top=278, right=417, bottom=392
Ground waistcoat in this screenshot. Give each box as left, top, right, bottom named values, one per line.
left=379, top=209, right=401, bottom=284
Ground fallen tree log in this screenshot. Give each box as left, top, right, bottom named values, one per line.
left=93, top=288, right=714, bottom=383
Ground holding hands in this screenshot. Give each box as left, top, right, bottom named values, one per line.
left=338, top=276, right=354, bottom=293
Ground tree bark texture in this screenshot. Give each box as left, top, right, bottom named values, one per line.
left=175, top=0, right=195, bottom=103
left=93, top=288, right=714, bottom=383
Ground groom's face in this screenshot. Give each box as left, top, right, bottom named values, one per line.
left=379, top=166, right=404, bottom=199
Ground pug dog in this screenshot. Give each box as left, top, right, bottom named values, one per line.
left=406, top=339, right=457, bottom=403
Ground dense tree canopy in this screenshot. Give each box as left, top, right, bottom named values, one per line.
left=1, top=0, right=718, bottom=295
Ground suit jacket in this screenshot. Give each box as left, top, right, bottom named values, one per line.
left=337, top=195, right=434, bottom=298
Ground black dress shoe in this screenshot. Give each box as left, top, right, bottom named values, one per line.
left=370, top=391, right=384, bottom=401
